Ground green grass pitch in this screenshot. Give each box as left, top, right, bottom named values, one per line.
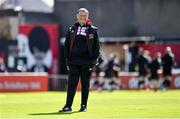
left=0, top=90, right=180, bottom=119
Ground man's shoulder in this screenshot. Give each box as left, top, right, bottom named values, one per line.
left=67, top=25, right=76, bottom=33
left=69, top=25, right=75, bottom=30
left=68, top=23, right=76, bottom=30
left=90, top=25, right=98, bottom=30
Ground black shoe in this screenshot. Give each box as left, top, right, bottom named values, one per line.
left=59, top=106, right=72, bottom=113
left=79, top=105, right=87, bottom=112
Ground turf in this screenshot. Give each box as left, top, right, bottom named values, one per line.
left=0, top=90, right=180, bottom=119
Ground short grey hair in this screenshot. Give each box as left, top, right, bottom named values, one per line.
left=77, top=8, right=89, bottom=14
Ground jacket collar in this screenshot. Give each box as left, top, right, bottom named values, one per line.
left=74, top=22, right=90, bottom=27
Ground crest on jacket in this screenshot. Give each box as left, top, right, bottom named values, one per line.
left=89, top=33, right=94, bottom=39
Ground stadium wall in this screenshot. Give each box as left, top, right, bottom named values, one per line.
left=55, top=0, right=180, bottom=38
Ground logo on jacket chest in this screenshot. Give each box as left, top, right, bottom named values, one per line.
left=76, top=26, right=87, bottom=36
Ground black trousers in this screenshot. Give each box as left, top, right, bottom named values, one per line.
left=65, top=64, right=92, bottom=107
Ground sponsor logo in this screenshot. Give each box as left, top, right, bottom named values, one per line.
left=89, top=34, right=94, bottom=39
left=0, top=81, right=41, bottom=90
left=128, top=77, right=138, bottom=89
left=174, top=76, right=180, bottom=88
left=77, top=27, right=87, bottom=36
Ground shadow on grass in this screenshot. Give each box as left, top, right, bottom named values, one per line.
left=29, top=111, right=80, bottom=115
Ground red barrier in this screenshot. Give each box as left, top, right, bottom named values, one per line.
left=0, top=73, right=48, bottom=92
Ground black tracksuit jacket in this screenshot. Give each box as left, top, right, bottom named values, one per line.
left=64, top=23, right=100, bottom=66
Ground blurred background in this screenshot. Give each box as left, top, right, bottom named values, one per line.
left=0, top=0, right=180, bottom=92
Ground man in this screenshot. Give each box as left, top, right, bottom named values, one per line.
left=137, top=49, right=151, bottom=89
left=148, top=52, right=162, bottom=91
left=161, top=46, right=175, bottom=90
left=59, top=8, right=100, bottom=112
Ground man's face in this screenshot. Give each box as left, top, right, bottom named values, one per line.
left=77, top=11, right=89, bottom=25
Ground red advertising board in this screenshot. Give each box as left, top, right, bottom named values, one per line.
left=0, top=73, right=48, bottom=92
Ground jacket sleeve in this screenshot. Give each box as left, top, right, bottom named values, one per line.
left=92, top=30, right=100, bottom=64
left=64, top=28, right=71, bottom=65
